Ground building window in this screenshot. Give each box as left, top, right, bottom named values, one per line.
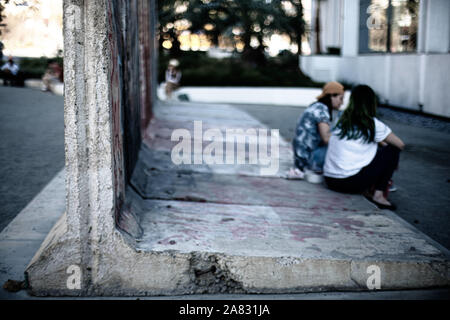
left=360, top=0, right=419, bottom=53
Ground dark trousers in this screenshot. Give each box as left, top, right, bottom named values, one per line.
left=325, top=145, right=400, bottom=194
left=1, top=71, right=17, bottom=86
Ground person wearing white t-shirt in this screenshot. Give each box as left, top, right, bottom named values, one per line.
left=1, top=57, right=20, bottom=86
left=324, top=85, right=405, bottom=210
left=165, top=59, right=181, bottom=100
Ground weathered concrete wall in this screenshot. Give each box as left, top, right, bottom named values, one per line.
left=121, top=0, right=142, bottom=183
left=139, top=0, right=157, bottom=134
left=103, top=0, right=157, bottom=231
left=108, top=0, right=127, bottom=231
left=110, top=0, right=156, bottom=183
left=25, top=0, right=156, bottom=295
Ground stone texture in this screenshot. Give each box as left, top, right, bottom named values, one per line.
left=24, top=0, right=449, bottom=297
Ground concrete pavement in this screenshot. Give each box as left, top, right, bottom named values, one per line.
left=230, top=103, right=450, bottom=250
left=0, top=85, right=64, bottom=232
left=1, top=85, right=449, bottom=298
left=0, top=170, right=65, bottom=299
left=125, top=100, right=449, bottom=294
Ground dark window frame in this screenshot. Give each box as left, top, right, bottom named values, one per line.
left=359, top=0, right=419, bottom=54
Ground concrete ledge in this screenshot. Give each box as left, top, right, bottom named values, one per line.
left=158, top=86, right=351, bottom=108
left=25, top=218, right=450, bottom=296
left=24, top=79, right=64, bottom=96
left=24, top=102, right=450, bottom=296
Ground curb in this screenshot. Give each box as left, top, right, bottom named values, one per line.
left=24, top=79, right=63, bottom=96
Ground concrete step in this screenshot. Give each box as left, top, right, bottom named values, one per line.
left=22, top=101, right=450, bottom=296
left=120, top=101, right=450, bottom=294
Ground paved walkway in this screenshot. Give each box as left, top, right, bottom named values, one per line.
left=0, top=86, right=64, bottom=232
left=125, top=100, right=450, bottom=294
left=231, top=103, right=450, bottom=250
left=1, top=86, right=449, bottom=298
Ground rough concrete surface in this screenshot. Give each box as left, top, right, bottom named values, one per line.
left=0, top=86, right=65, bottom=232
left=231, top=103, right=450, bottom=250
left=0, top=169, right=66, bottom=299
left=125, top=101, right=449, bottom=294
left=5, top=100, right=450, bottom=297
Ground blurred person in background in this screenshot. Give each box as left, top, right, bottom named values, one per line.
left=1, top=56, right=20, bottom=86
left=41, top=61, right=63, bottom=92
left=165, top=59, right=181, bottom=100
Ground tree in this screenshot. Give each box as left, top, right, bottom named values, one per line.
left=157, top=0, right=184, bottom=57
left=276, top=0, right=305, bottom=57
left=1, top=0, right=41, bottom=36
left=158, top=0, right=306, bottom=64
left=183, top=0, right=281, bottom=64
left=0, top=0, right=10, bottom=36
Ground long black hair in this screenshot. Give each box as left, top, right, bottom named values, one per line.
left=318, top=95, right=334, bottom=122
left=335, top=85, right=378, bottom=143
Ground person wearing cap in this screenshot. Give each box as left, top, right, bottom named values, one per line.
left=165, top=59, right=182, bottom=100
left=288, top=81, right=345, bottom=180
left=323, top=85, right=405, bottom=210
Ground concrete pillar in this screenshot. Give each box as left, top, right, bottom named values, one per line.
left=423, top=0, right=450, bottom=53
left=417, top=0, right=428, bottom=53
left=23, top=0, right=123, bottom=295
left=24, top=0, right=158, bottom=296
left=322, top=0, right=342, bottom=51
left=341, top=0, right=359, bottom=57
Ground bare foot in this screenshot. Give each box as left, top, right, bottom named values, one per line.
left=373, top=190, right=392, bottom=206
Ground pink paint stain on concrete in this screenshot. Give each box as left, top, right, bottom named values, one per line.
left=288, top=224, right=329, bottom=242
left=331, top=218, right=364, bottom=231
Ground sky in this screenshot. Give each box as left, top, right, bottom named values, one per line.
left=1, top=0, right=63, bottom=58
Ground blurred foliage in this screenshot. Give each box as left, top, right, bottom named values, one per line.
left=14, top=56, right=63, bottom=79
left=158, top=0, right=306, bottom=65
left=0, top=0, right=10, bottom=36
left=159, top=51, right=322, bottom=87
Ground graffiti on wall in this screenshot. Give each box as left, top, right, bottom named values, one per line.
left=106, top=0, right=156, bottom=230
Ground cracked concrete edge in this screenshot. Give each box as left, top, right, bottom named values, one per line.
left=13, top=169, right=450, bottom=296
left=25, top=216, right=450, bottom=296
left=378, top=208, right=450, bottom=260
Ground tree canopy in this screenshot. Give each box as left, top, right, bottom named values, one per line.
left=157, top=0, right=305, bottom=63
left=0, top=0, right=10, bottom=36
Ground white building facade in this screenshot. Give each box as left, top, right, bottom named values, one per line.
left=301, top=0, right=450, bottom=117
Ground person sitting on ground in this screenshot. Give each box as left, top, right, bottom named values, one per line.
left=288, top=81, right=345, bottom=181
left=165, top=59, right=181, bottom=100
left=1, top=56, right=20, bottom=86
left=323, top=85, right=405, bottom=210
left=41, top=61, right=63, bottom=92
